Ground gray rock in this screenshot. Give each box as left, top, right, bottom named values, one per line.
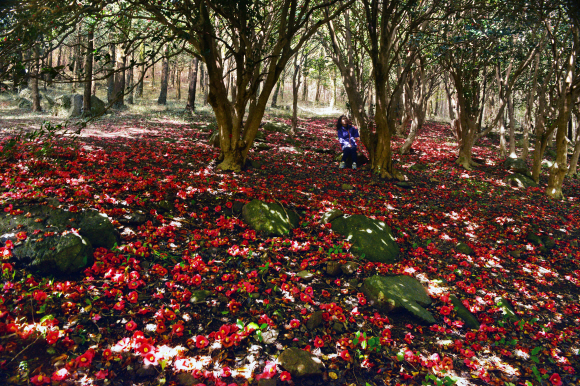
left=254, top=143, right=271, bottom=151
left=78, top=211, right=120, bottom=249
left=257, top=379, right=277, bottom=386
left=262, top=121, right=292, bottom=134
left=456, top=242, right=474, bottom=255
left=232, top=201, right=244, bottom=214
left=119, top=211, right=147, bottom=225
left=306, top=310, right=324, bottom=330
left=297, top=270, right=314, bottom=281
left=12, top=233, right=93, bottom=275
left=495, top=296, right=518, bottom=322
left=395, top=182, right=413, bottom=189
left=89, top=95, right=106, bottom=116
left=18, top=98, right=32, bottom=109
left=326, top=261, right=342, bottom=276
left=505, top=173, right=537, bottom=188
left=278, top=347, right=324, bottom=377
left=526, top=233, right=543, bottom=246
left=332, top=322, right=344, bottom=333
left=69, top=94, right=83, bottom=117
left=19, top=88, right=33, bottom=100
left=410, top=163, right=428, bottom=171
left=362, top=275, right=435, bottom=324
left=504, top=157, right=530, bottom=177
left=176, top=372, right=197, bottom=386
left=0, top=205, right=119, bottom=275
left=208, top=131, right=220, bottom=148
left=321, top=209, right=343, bottom=224
left=450, top=295, right=480, bottom=329
left=136, top=365, right=157, bottom=379
left=242, top=199, right=300, bottom=236
left=341, top=262, right=358, bottom=276
left=189, top=290, right=212, bottom=304
left=541, top=236, right=556, bottom=249
left=330, top=215, right=400, bottom=263
left=260, top=329, right=278, bottom=344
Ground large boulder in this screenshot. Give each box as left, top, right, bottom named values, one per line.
left=0, top=205, right=119, bottom=275
left=89, top=95, right=106, bottom=116
left=262, top=121, right=292, bottom=134
left=242, top=199, right=300, bottom=236
left=278, top=347, right=324, bottom=377
left=362, top=275, right=435, bottom=324
left=69, top=94, right=83, bottom=117
left=503, top=157, right=531, bottom=177
left=330, top=215, right=399, bottom=263
left=505, top=173, right=537, bottom=188
left=12, top=233, right=93, bottom=275
left=53, top=94, right=72, bottom=117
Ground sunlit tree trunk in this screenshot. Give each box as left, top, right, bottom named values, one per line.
left=107, top=41, right=116, bottom=104
left=271, top=79, right=281, bottom=108
left=136, top=44, right=145, bottom=98
left=126, top=52, right=134, bottom=105
left=157, top=46, right=169, bottom=105
left=568, top=109, right=580, bottom=176
left=522, top=52, right=540, bottom=159
left=114, top=45, right=126, bottom=108
left=186, top=58, right=198, bottom=112
left=83, top=23, right=94, bottom=114
left=291, top=55, right=301, bottom=135
left=31, top=46, right=41, bottom=112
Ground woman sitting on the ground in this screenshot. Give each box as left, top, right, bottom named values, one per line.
left=336, top=115, right=360, bottom=169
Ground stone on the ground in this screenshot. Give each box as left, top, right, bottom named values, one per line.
left=326, top=261, right=342, bottom=276
left=262, top=121, right=292, bottom=134
left=18, top=98, right=32, bottom=109
left=89, top=95, right=106, bottom=116
left=208, top=131, right=220, bottom=148
left=341, top=262, right=358, bottom=275
left=410, top=163, right=428, bottom=171
left=176, top=372, right=197, bottom=386
left=330, top=215, right=399, bottom=263
left=505, top=173, right=537, bottom=188
left=495, top=296, right=518, bottom=322
left=69, top=94, right=83, bottom=117
left=242, top=199, right=300, bottom=236
left=362, top=275, right=435, bottom=324
left=321, top=209, right=343, bottom=224
left=77, top=210, right=120, bottom=249
left=503, top=157, right=531, bottom=176
left=278, top=347, right=324, bottom=377
left=189, top=290, right=212, bottom=304
left=0, top=205, right=119, bottom=275
left=306, top=310, right=324, bottom=330
left=450, top=295, right=480, bottom=329
left=395, top=181, right=413, bottom=189
left=341, top=184, right=354, bottom=190
left=297, top=270, right=314, bottom=281
left=456, top=242, right=474, bottom=255
left=12, top=233, right=93, bottom=275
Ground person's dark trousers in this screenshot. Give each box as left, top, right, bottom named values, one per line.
left=342, top=147, right=358, bottom=164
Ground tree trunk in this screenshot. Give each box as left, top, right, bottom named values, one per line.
left=203, top=70, right=209, bottom=106
left=136, top=43, right=145, bottom=98
left=46, top=49, right=53, bottom=86
left=157, top=47, right=169, bottom=105
left=271, top=79, right=281, bottom=108
left=291, top=56, right=301, bottom=135
left=302, top=77, right=308, bottom=101
left=72, top=24, right=82, bottom=91
left=31, top=46, right=41, bottom=112
left=107, top=42, right=116, bottom=104
left=114, top=46, right=126, bottom=108
left=126, top=52, right=134, bottom=104
left=151, top=60, right=156, bottom=88
left=186, top=58, right=198, bottom=112
left=176, top=68, right=181, bottom=100
left=508, top=93, right=516, bottom=157
left=547, top=100, right=572, bottom=199
left=498, top=103, right=507, bottom=157
left=330, top=68, right=336, bottom=110
left=83, top=24, right=94, bottom=115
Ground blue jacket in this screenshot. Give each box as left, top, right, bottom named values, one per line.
left=337, top=125, right=360, bottom=150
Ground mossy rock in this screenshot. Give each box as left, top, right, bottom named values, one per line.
left=410, top=163, right=428, bottom=171
left=278, top=347, right=324, bottom=377
left=362, top=275, right=435, bottom=324
left=456, top=242, right=474, bottom=255
left=262, top=121, right=292, bottom=134
left=331, top=215, right=400, bottom=263
left=242, top=199, right=300, bottom=236
left=495, top=296, right=518, bottom=322
left=321, top=209, right=343, bottom=224
left=450, top=295, right=480, bottom=329
left=505, top=173, right=537, bottom=188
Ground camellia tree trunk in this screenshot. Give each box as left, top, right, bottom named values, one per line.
left=186, top=58, right=198, bottom=112
left=83, top=23, right=94, bottom=115
left=31, top=46, right=41, bottom=112
left=157, top=46, right=169, bottom=105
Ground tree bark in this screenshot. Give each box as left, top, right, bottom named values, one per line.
left=136, top=43, right=145, bottom=98
left=508, top=92, right=516, bottom=157
left=271, top=79, right=281, bottom=108
left=186, top=58, right=198, bottom=112
left=31, top=46, right=41, bottom=112
left=126, top=51, right=134, bottom=105
left=83, top=24, right=94, bottom=115
left=568, top=108, right=580, bottom=176
left=157, top=46, right=169, bottom=105
left=176, top=68, right=181, bottom=100
left=114, top=45, right=126, bottom=108
left=72, top=24, right=82, bottom=91
left=107, top=42, right=116, bottom=104
left=291, top=55, right=301, bottom=135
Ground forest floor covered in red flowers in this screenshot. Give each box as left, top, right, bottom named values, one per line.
left=0, top=109, right=579, bottom=386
